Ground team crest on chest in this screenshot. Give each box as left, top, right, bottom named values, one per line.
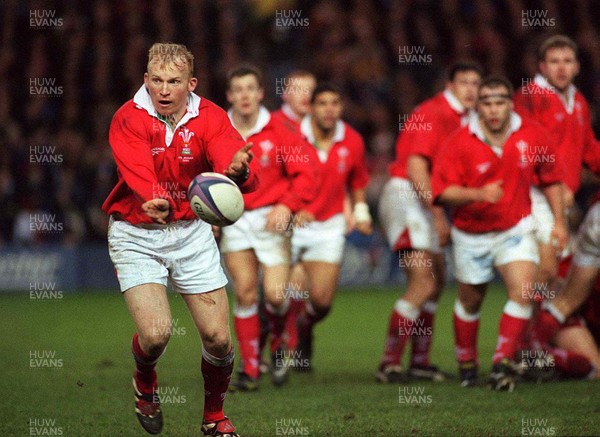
left=259, top=140, right=274, bottom=166
left=336, top=146, right=349, bottom=172
left=178, top=127, right=195, bottom=161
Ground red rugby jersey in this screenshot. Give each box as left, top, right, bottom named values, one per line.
left=229, top=106, right=319, bottom=212
left=102, top=86, right=259, bottom=224
left=432, top=112, right=562, bottom=233
left=514, top=74, right=600, bottom=191
left=299, top=116, right=369, bottom=221
left=390, top=90, right=470, bottom=178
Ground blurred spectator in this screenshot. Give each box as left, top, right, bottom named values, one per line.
left=3, top=0, right=600, bottom=244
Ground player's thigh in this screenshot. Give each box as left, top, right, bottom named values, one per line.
left=401, top=249, right=437, bottom=307
left=181, top=287, right=231, bottom=355
left=496, top=260, right=538, bottom=305
left=432, top=252, right=446, bottom=297
left=555, top=264, right=599, bottom=316
left=555, top=324, right=600, bottom=369
left=536, top=242, right=558, bottom=282
left=262, top=263, right=291, bottom=306
left=303, top=261, right=340, bottom=308
left=224, top=250, right=259, bottom=301
left=457, top=282, right=487, bottom=313
left=123, top=283, right=171, bottom=347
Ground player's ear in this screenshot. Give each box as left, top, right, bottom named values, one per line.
left=258, top=87, right=264, bottom=101
left=538, top=60, right=547, bottom=77
left=188, top=77, right=198, bottom=92
left=144, top=72, right=149, bottom=87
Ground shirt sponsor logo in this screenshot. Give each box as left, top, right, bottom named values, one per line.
left=476, top=162, right=491, bottom=174
left=151, top=147, right=165, bottom=156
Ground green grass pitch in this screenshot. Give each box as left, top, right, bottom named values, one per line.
left=1, top=284, right=598, bottom=436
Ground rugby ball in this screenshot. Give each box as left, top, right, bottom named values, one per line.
left=187, top=172, right=244, bottom=226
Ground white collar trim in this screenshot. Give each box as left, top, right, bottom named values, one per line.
left=227, top=106, right=271, bottom=140
left=300, top=116, right=345, bottom=144
left=132, top=85, right=201, bottom=146
left=534, top=73, right=576, bottom=114
left=469, top=112, right=522, bottom=157
left=443, top=89, right=466, bottom=114
left=281, top=103, right=302, bottom=123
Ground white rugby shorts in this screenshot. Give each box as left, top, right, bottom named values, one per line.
left=291, top=213, right=346, bottom=264
left=219, top=206, right=291, bottom=266
left=108, top=217, right=228, bottom=294
left=530, top=186, right=555, bottom=245
left=378, top=177, right=441, bottom=254
left=451, top=216, right=539, bottom=284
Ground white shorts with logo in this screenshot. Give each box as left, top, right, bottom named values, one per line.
left=451, top=216, right=539, bottom=284
left=573, top=203, right=600, bottom=268
left=108, top=217, right=228, bottom=294
left=292, top=214, right=346, bottom=264
left=378, top=177, right=440, bottom=254
left=219, top=206, right=291, bottom=266
left=530, top=186, right=555, bottom=245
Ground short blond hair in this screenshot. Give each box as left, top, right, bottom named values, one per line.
left=147, top=43, right=194, bottom=77
left=538, top=35, right=578, bottom=61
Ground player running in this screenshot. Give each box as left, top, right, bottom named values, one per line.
left=376, top=62, right=482, bottom=383
left=431, top=76, right=567, bottom=391
left=103, top=43, right=255, bottom=436
left=514, top=35, right=600, bottom=285
left=293, top=83, right=372, bottom=371
left=220, top=65, right=319, bottom=391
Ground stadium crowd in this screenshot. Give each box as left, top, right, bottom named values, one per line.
left=3, top=0, right=600, bottom=246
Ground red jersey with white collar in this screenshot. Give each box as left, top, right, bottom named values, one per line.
left=229, top=106, right=319, bottom=212
left=514, top=74, right=600, bottom=191
left=390, top=90, right=470, bottom=178
left=102, top=85, right=259, bottom=224
left=432, top=112, right=562, bottom=233
left=271, top=103, right=303, bottom=132
left=300, top=116, right=369, bottom=221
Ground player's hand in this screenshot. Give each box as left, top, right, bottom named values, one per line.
left=142, top=198, right=170, bottom=224
left=265, top=203, right=292, bottom=233
left=295, top=210, right=315, bottom=227
left=225, top=143, right=254, bottom=180
left=550, top=220, right=568, bottom=254
left=354, top=221, right=373, bottom=235
left=563, top=186, right=574, bottom=209
left=479, top=180, right=503, bottom=204
left=432, top=208, right=450, bottom=247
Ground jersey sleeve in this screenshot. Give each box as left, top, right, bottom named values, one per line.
left=535, top=124, right=564, bottom=187
left=431, top=133, right=463, bottom=202
left=204, top=105, right=259, bottom=193
left=277, top=129, right=321, bottom=212
left=404, top=107, right=437, bottom=160
left=108, top=107, right=174, bottom=209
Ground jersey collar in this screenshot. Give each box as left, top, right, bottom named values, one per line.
left=469, top=111, right=522, bottom=157
left=133, top=85, right=201, bottom=146
left=534, top=73, right=576, bottom=114
left=300, top=116, right=345, bottom=145
left=227, top=105, right=271, bottom=141
left=281, top=103, right=302, bottom=123
left=443, top=89, right=466, bottom=114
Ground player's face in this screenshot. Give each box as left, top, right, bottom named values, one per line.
left=447, top=71, right=481, bottom=110
left=227, top=74, right=264, bottom=117
left=283, top=76, right=316, bottom=117
left=477, top=86, right=513, bottom=134
left=311, top=91, right=343, bottom=131
left=539, top=47, right=579, bottom=92
left=144, top=62, right=197, bottom=118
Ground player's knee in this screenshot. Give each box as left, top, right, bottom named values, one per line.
left=202, top=330, right=231, bottom=357
left=235, top=285, right=258, bottom=307
left=458, top=297, right=481, bottom=314
left=309, top=301, right=331, bottom=319
left=142, top=332, right=170, bottom=357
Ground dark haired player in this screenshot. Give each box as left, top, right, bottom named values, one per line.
left=432, top=76, right=566, bottom=391
left=376, top=62, right=482, bottom=383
